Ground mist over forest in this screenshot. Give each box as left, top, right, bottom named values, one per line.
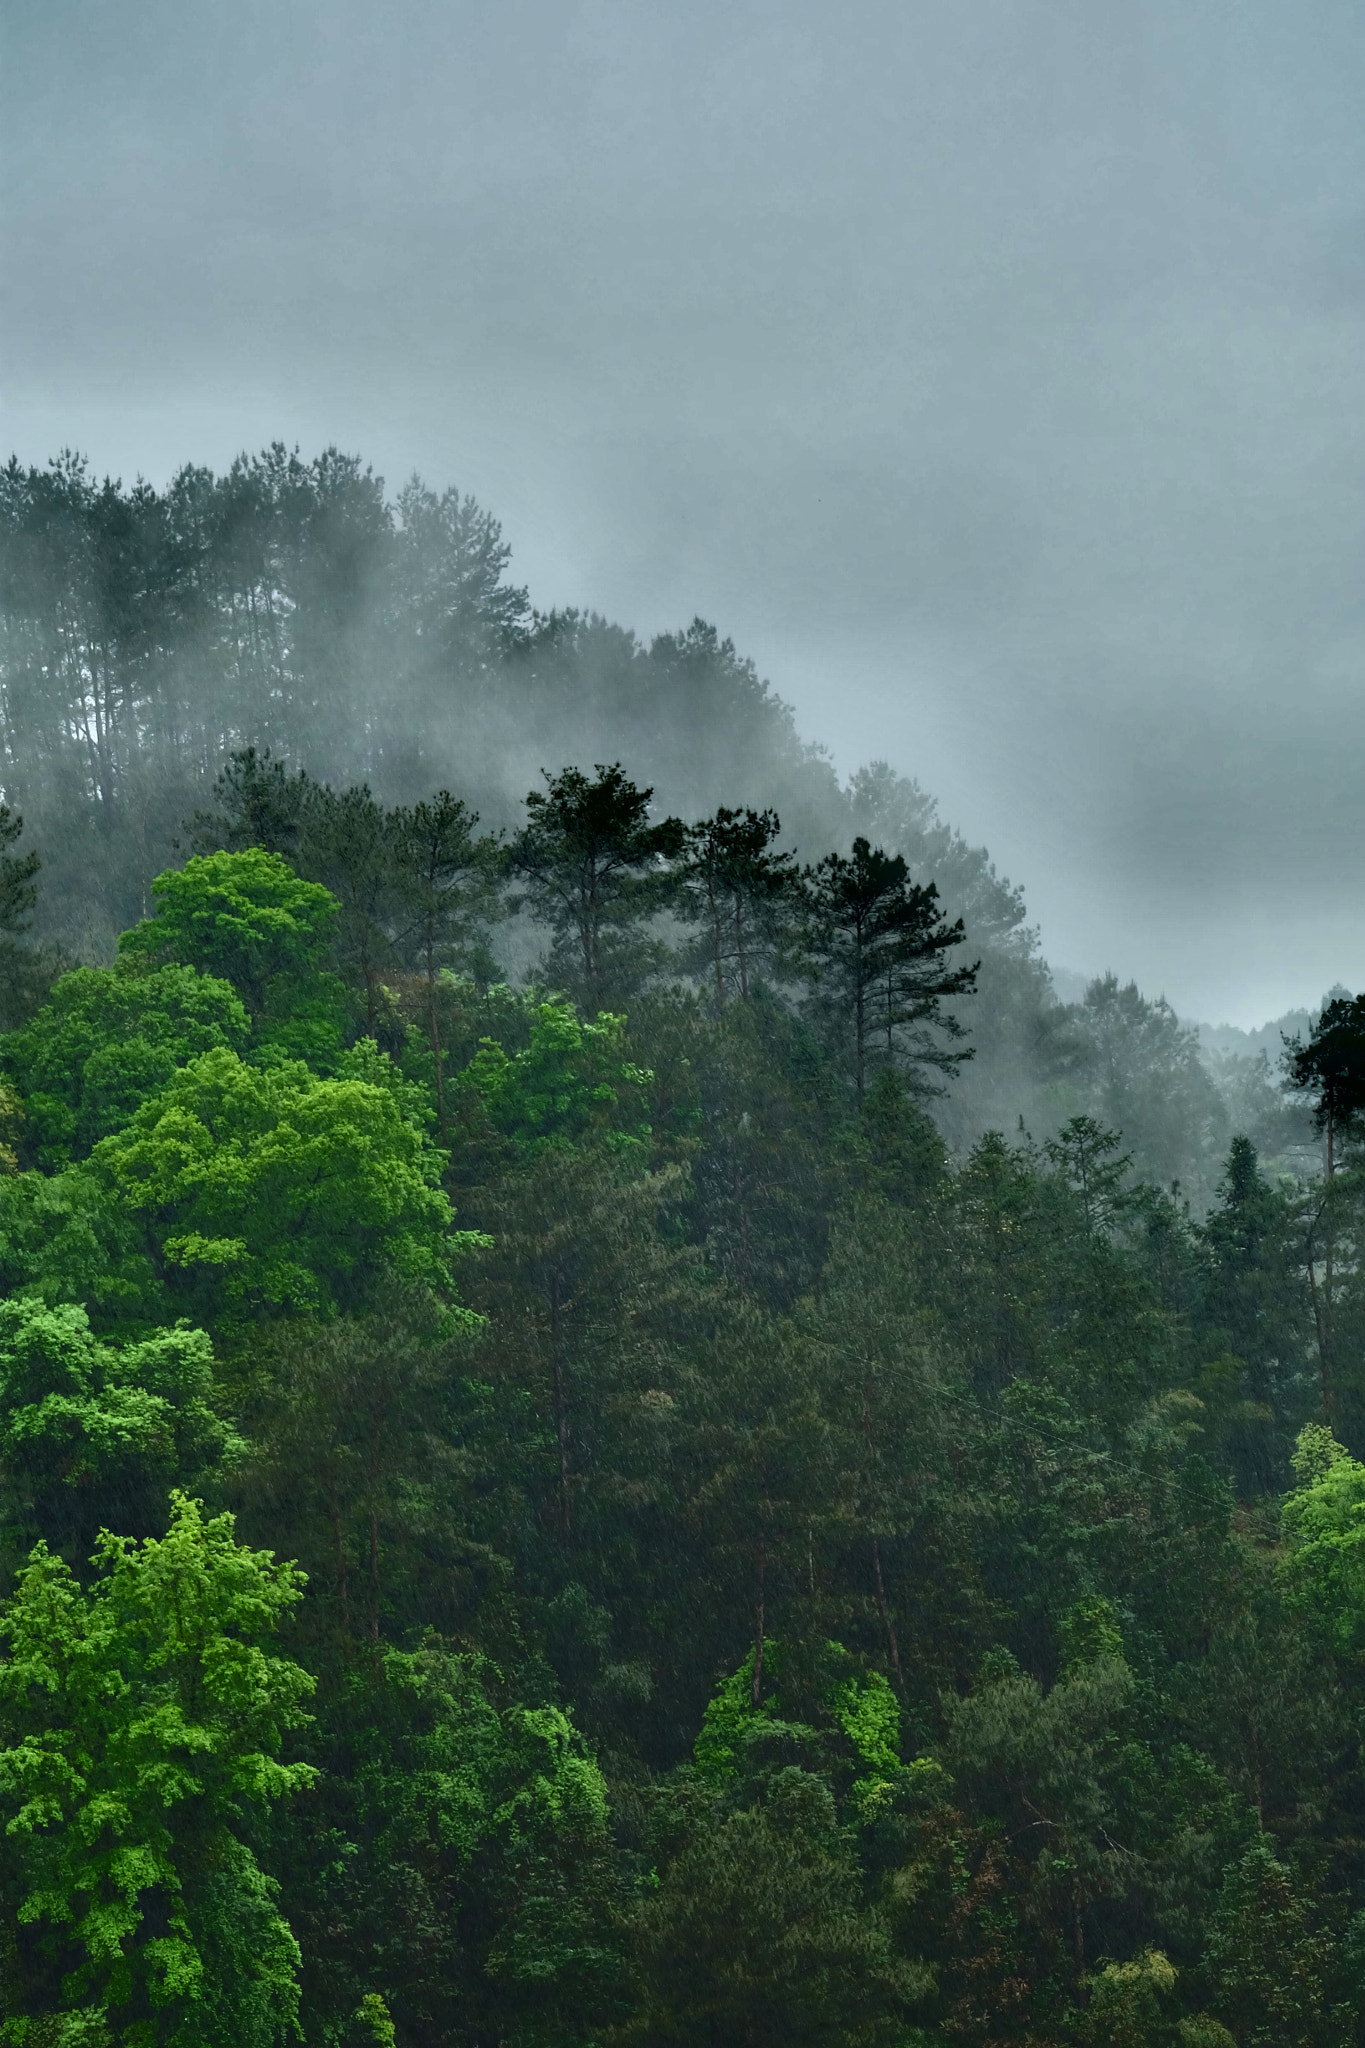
left=4, top=444, right=1365, bottom=2048
left=0, top=446, right=1320, bottom=1198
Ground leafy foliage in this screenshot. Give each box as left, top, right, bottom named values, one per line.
left=0, top=1493, right=315, bottom=2047
left=118, top=851, right=339, bottom=1021
left=459, top=999, right=652, bottom=1153
left=0, top=714, right=1358, bottom=2043
left=1, top=967, right=250, bottom=1168
left=88, top=1046, right=466, bottom=1324
left=0, top=1298, right=239, bottom=1572
left=291, top=1645, right=627, bottom=2048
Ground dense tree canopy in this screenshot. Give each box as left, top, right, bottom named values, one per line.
left=1, top=965, right=250, bottom=1168
left=1, top=442, right=1359, bottom=2048
left=0, top=1492, right=316, bottom=2047
left=0, top=820, right=1352, bottom=2047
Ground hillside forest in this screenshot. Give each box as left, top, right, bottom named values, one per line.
left=1, top=449, right=1364, bottom=2048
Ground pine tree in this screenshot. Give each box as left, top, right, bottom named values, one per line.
left=675, top=806, right=799, bottom=1004
left=388, top=791, right=502, bottom=1131
left=802, top=836, right=976, bottom=1101
left=1283, top=990, right=1365, bottom=1178
left=509, top=764, right=684, bottom=1008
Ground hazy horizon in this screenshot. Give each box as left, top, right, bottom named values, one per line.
left=5, top=1, right=1362, bottom=1029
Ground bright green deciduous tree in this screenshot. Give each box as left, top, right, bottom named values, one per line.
left=0, top=1297, right=239, bottom=1568
left=691, top=1646, right=901, bottom=1807
left=829, top=1669, right=901, bottom=1809
left=1278, top=1423, right=1365, bottom=1655
left=1072, top=1949, right=1177, bottom=2048
left=117, top=851, right=338, bottom=1021
left=460, top=999, right=651, bottom=1152
left=0, top=1493, right=315, bottom=2048
left=1, top=965, right=250, bottom=1167
left=89, top=1045, right=467, bottom=1323
left=691, top=1647, right=780, bottom=1781
left=0, top=1160, right=141, bottom=1327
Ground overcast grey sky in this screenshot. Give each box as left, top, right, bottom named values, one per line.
left=4, top=0, right=1363, bottom=1024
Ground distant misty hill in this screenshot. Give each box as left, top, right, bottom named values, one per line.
left=0, top=444, right=1317, bottom=1195
left=1196, top=992, right=1351, bottom=1063
left=0, top=446, right=1034, bottom=998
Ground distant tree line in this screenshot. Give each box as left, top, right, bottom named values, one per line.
left=183, top=750, right=976, bottom=1113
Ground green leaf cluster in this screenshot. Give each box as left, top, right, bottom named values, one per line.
left=0, top=1494, right=314, bottom=2046
left=1, top=967, right=249, bottom=1168
left=88, top=1046, right=463, bottom=1322
left=460, top=998, right=652, bottom=1153
left=117, top=851, right=338, bottom=1020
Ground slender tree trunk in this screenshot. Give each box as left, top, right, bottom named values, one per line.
left=425, top=925, right=447, bottom=1139
left=358, top=909, right=378, bottom=1031
left=862, top=1380, right=906, bottom=1696
left=733, top=1164, right=749, bottom=1294
left=872, top=1536, right=907, bottom=1700
left=1306, top=1191, right=1333, bottom=1417
left=368, top=1508, right=380, bottom=1643
left=430, top=995, right=446, bottom=1137
left=582, top=857, right=601, bottom=1006
left=853, top=915, right=868, bottom=1104
left=329, top=1497, right=351, bottom=1639
left=365, top=1398, right=388, bottom=1643
left=1324, top=1109, right=1335, bottom=1409
left=709, top=875, right=726, bottom=1004
left=752, top=1527, right=767, bottom=1707
left=735, top=896, right=750, bottom=1001
left=550, top=1275, right=572, bottom=1541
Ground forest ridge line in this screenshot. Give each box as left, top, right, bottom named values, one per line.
left=0, top=443, right=1313, bottom=1194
